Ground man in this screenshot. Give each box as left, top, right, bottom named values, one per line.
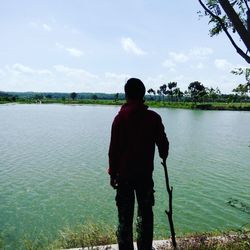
left=108, top=78, right=169, bottom=250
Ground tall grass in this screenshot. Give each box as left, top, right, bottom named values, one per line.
left=51, top=222, right=117, bottom=249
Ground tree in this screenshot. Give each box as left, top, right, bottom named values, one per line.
left=231, top=67, right=250, bottom=82
left=70, top=92, right=77, bottom=100
left=231, top=67, right=250, bottom=94
left=147, top=88, right=156, bottom=100
left=188, top=81, right=206, bottom=102
left=206, top=87, right=221, bottom=101
left=173, top=87, right=183, bottom=101
left=158, top=84, right=167, bottom=101
left=198, top=0, right=250, bottom=63
left=114, top=93, right=119, bottom=102
left=232, top=83, right=248, bottom=99
left=92, top=94, right=98, bottom=100
left=167, top=82, right=177, bottom=101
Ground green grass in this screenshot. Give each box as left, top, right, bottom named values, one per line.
left=51, top=222, right=117, bottom=249
left=145, top=101, right=250, bottom=111
left=1, top=98, right=250, bottom=110
left=4, top=99, right=250, bottom=111
left=1, top=223, right=249, bottom=250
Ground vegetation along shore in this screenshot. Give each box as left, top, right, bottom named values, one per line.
left=1, top=80, right=250, bottom=110
left=1, top=222, right=249, bottom=249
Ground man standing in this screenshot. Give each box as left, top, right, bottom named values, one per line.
left=108, top=78, right=169, bottom=250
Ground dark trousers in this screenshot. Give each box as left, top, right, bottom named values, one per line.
left=115, top=179, right=154, bottom=250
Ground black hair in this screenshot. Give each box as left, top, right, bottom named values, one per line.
left=124, top=78, right=145, bottom=100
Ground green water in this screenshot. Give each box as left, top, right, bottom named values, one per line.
left=0, top=104, right=249, bottom=248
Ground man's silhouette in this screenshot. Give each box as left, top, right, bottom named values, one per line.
left=108, top=78, right=169, bottom=250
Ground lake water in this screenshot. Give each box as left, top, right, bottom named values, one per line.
left=0, top=104, right=249, bottom=248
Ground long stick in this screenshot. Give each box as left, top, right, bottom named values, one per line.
left=161, top=160, right=177, bottom=248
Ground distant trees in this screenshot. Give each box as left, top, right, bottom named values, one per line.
left=233, top=83, right=249, bottom=99
left=154, top=82, right=182, bottom=101
left=114, top=93, right=119, bottom=102
left=206, top=87, right=221, bottom=102
left=70, top=92, right=77, bottom=100
left=188, top=81, right=206, bottom=102
left=147, top=88, right=156, bottom=100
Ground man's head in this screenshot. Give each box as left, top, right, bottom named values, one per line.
left=124, top=78, right=145, bottom=101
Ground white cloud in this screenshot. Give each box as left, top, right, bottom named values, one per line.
left=189, top=47, right=213, bottom=59
left=121, top=37, right=147, bottom=56
left=163, top=47, right=213, bottom=69
left=10, top=64, right=52, bottom=75
left=169, top=51, right=189, bottom=63
left=54, top=65, right=97, bottom=80
left=193, top=62, right=204, bottom=70
left=162, top=59, right=176, bottom=70
left=56, top=43, right=84, bottom=57
left=12, top=63, right=34, bottom=73
left=42, top=23, right=52, bottom=32
left=105, top=72, right=131, bottom=82
left=66, top=48, right=84, bottom=57
left=0, top=69, right=5, bottom=78
left=214, top=59, right=233, bottom=70
left=56, top=42, right=64, bottom=49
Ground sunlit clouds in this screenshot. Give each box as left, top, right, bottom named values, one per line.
left=121, top=37, right=147, bottom=56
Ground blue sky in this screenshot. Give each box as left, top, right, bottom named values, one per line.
left=0, top=0, right=248, bottom=93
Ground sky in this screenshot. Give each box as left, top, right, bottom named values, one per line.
left=0, top=0, right=249, bottom=94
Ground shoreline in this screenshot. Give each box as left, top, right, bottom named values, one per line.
left=63, top=233, right=250, bottom=250
left=1, top=99, right=250, bottom=111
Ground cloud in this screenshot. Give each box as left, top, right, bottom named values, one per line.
left=10, top=63, right=52, bottom=75
left=65, top=48, right=84, bottom=57
left=56, top=43, right=83, bottom=57
left=12, top=64, right=34, bottom=73
left=169, top=52, right=189, bottom=63
left=121, top=37, right=147, bottom=56
left=192, top=62, right=204, bottom=70
left=163, top=47, right=213, bottom=69
left=29, top=22, right=52, bottom=32
left=42, top=23, right=52, bottom=32
left=0, top=69, right=5, bottom=78
left=54, top=65, right=97, bottom=79
left=105, top=72, right=131, bottom=82
left=162, top=59, right=176, bottom=70
left=189, top=47, right=213, bottom=59
left=214, top=59, right=233, bottom=70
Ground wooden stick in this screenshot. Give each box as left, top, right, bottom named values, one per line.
left=161, top=160, right=177, bottom=249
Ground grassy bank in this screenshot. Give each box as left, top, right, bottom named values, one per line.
left=1, top=98, right=250, bottom=111
left=1, top=223, right=249, bottom=250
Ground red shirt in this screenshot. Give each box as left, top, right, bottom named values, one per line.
left=108, top=101, right=169, bottom=181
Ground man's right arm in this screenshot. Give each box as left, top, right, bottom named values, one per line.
left=155, top=115, right=169, bottom=161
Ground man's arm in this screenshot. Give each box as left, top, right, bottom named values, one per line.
left=108, top=116, right=120, bottom=188
left=155, top=115, right=169, bottom=161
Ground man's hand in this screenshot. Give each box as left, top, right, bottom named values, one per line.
left=110, top=177, right=118, bottom=189
left=161, top=156, right=167, bottom=167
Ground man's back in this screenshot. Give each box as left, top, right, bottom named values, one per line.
left=108, top=101, right=169, bottom=181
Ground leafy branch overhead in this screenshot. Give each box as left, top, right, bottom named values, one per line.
left=198, top=0, right=250, bottom=63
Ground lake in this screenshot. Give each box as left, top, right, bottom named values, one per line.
left=0, top=104, right=249, bottom=248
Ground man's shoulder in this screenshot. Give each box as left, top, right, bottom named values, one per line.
left=146, top=109, right=162, bottom=120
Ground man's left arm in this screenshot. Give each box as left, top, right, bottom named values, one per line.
left=108, top=116, right=120, bottom=188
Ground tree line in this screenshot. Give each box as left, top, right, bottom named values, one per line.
left=147, top=80, right=250, bottom=103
